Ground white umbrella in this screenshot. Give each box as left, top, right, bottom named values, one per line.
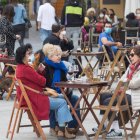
left=124, top=0, right=140, bottom=18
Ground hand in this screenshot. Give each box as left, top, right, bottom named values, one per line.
left=62, top=51, right=69, bottom=57
left=16, top=35, right=21, bottom=40
left=38, top=63, right=45, bottom=72
left=116, top=42, right=122, bottom=47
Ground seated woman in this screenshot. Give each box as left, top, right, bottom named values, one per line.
left=41, top=43, right=81, bottom=135
left=93, top=45, right=140, bottom=138
left=15, top=44, right=76, bottom=139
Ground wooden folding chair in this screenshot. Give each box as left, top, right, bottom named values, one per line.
left=93, top=81, right=134, bottom=140
left=6, top=79, right=47, bottom=140
left=4, top=63, right=17, bottom=100
left=131, top=110, right=140, bottom=137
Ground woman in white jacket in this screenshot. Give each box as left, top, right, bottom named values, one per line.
left=93, top=45, right=140, bottom=138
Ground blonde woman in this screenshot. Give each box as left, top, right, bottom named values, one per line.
left=42, top=43, right=81, bottom=136
left=86, top=7, right=97, bottom=24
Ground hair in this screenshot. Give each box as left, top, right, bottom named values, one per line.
left=52, top=24, right=61, bottom=33
left=3, top=4, right=15, bottom=21
left=132, top=45, right=140, bottom=57
left=42, top=43, right=62, bottom=59
left=60, top=25, right=65, bottom=30
left=109, top=9, right=115, bottom=15
left=102, top=8, right=108, bottom=15
left=104, top=21, right=112, bottom=27
left=86, top=7, right=96, bottom=17
left=15, top=44, right=33, bottom=64
left=126, top=12, right=136, bottom=20
left=45, top=0, right=51, bottom=3
left=11, top=0, right=18, bottom=3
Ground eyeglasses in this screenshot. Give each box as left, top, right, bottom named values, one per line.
left=129, top=53, right=135, bottom=57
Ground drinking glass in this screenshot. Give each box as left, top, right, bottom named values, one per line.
left=73, top=65, right=79, bottom=80
left=68, top=65, right=74, bottom=82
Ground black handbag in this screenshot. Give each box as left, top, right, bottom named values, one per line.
left=24, top=18, right=32, bottom=28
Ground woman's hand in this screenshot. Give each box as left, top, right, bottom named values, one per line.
left=38, top=63, right=45, bottom=72
left=16, top=35, right=21, bottom=40
left=43, top=88, right=58, bottom=97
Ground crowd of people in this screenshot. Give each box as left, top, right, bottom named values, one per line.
left=0, top=0, right=140, bottom=139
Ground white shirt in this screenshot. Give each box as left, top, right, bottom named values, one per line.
left=37, top=3, right=56, bottom=30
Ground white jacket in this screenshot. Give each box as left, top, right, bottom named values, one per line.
left=120, top=66, right=140, bottom=110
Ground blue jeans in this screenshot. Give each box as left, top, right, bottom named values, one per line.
left=50, top=92, right=80, bottom=128
left=49, top=97, right=72, bottom=126
left=39, top=28, right=51, bottom=42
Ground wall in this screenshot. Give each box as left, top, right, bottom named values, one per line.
left=100, top=0, right=125, bottom=18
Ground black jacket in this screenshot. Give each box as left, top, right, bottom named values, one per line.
left=61, top=1, right=84, bottom=27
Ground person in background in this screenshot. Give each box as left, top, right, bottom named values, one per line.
left=37, top=0, right=56, bottom=42
left=43, top=24, right=73, bottom=61
left=108, top=9, right=119, bottom=29
left=126, top=12, right=139, bottom=37
left=61, top=0, right=84, bottom=51
left=98, top=8, right=111, bottom=23
left=11, top=0, right=27, bottom=47
left=32, top=0, right=43, bottom=31
left=41, top=43, right=81, bottom=137
left=136, top=8, right=140, bottom=37
left=86, top=7, right=96, bottom=25
left=93, top=45, right=140, bottom=138
left=0, top=4, right=3, bottom=18
left=98, top=22, right=122, bottom=61
left=0, top=4, right=21, bottom=56
left=15, top=44, right=75, bottom=139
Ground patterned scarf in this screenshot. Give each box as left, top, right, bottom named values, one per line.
left=127, top=61, right=140, bottom=80
left=44, top=57, right=68, bottom=93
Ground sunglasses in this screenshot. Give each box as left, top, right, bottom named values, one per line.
left=129, top=53, right=135, bottom=57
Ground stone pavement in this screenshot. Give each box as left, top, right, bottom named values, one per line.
left=0, top=21, right=140, bottom=140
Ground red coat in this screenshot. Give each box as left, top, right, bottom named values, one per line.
left=16, top=64, right=50, bottom=120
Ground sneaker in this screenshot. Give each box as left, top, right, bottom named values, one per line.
left=106, top=129, right=122, bottom=138
left=92, top=125, right=106, bottom=133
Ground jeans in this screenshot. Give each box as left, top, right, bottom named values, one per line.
left=39, top=28, right=51, bottom=42
left=49, top=97, right=72, bottom=126
left=49, top=93, right=80, bottom=128
left=66, top=27, right=81, bottom=51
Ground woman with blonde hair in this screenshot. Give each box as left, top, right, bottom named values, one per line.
left=86, top=7, right=96, bottom=24
left=42, top=43, right=81, bottom=136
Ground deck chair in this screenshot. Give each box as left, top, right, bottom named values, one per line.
left=6, top=79, right=47, bottom=140
left=131, top=110, right=140, bottom=137
left=93, top=81, right=134, bottom=140
left=4, top=64, right=17, bottom=100
left=100, top=46, right=126, bottom=88
left=124, top=27, right=139, bottom=45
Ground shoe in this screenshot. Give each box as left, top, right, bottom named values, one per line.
left=65, top=128, right=76, bottom=139
left=92, top=125, right=106, bottom=134
left=50, top=128, right=58, bottom=136
left=66, top=128, right=83, bottom=136
left=106, top=129, right=122, bottom=138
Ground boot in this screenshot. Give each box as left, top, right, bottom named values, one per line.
left=65, top=128, right=76, bottom=139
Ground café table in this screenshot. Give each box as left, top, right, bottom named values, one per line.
left=55, top=80, right=108, bottom=140
left=71, top=52, right=104, bottom=77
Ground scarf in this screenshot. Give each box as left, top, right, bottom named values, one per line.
left=127, top=61, right=140, bottom=80
left=44, top=57, right=68, bottom=93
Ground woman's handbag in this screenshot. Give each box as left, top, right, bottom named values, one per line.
left=24, top=84, right=58, bottom=98
left=24, top=18, right=32, bottom=29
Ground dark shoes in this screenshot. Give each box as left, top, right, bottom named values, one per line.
left=66, top=128, right=84, bottom=136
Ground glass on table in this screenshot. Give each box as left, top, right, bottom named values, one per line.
left=73, top=64, right=79, bottom=80
left=0, top=34, right=6, bottom=45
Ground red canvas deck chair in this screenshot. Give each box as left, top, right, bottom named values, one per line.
left=6, top=79, right=47, bottom=140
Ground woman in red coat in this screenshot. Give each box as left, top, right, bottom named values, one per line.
left=15, top=44, right=75, bottom=138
